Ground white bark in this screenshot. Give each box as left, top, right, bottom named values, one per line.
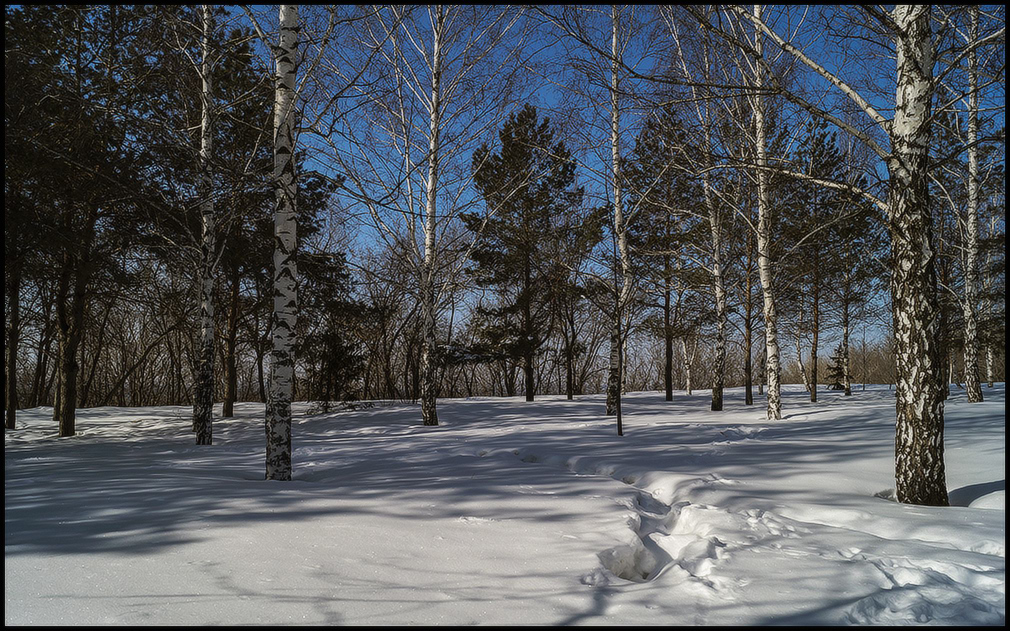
left=702, top=129, right=727, bottom=412
left=888, top=5, right=947, bottom=505
left=753, top=4, right=781, bottom=420
left=681, top=337, right=697, bottom=395
left=842, top=268, right=852, bottom=396
left=193, top=4, right=215, bottom=446
left=419, top=5, right=445, bottom=427
left=266, top=4, right=299, bottom=481
left=606, top=4, right=633, bottom=424
left=962, top=5, right=983, bottom=403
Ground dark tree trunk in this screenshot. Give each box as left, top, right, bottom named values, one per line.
left=223, top=265, right=240, bottom=417
left=80, top=301, right=111, bottom=408
left=664, top=257, right=673, bottom=402
left=56, top=262, right=89, bottom=437
left=564, top=334, right=574, bottom=400
left=5, top=207, right=22, bottom=429
left=744, top=231, right=755, bottom=406
left=606, top=317, right=620, bottom=415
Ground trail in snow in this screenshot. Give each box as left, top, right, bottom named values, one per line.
left=466, top=385, right=1005, bottom=625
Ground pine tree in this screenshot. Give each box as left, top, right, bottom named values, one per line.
left=825, top=343, right=850, bottom=390
left=463, top=104, right=585, bottom=402
left=625, top=108, right=703, bottom=404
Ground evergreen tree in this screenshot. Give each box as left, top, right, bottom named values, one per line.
left=780, top=120, right=848, bottom=401
left=825, top=343, right=850, bottom=390
left=626, top=108, right=704, bottom=403
left=463, top=104, right=585, bottom=401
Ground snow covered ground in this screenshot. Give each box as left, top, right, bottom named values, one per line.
left=5, top=384, right=1005, bottom=625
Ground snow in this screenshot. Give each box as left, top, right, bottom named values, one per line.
left=5, top=384, right=1005, bottom=625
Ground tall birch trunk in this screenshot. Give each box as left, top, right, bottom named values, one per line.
left=419, top=6, right=445, bottom=426
left=193, top=4, right=216, bottom=445
left=696, top=43, right=726, bottom=412
left=753, top=4, right=782, bottom=420
left=266, top=4, right=299, bottom=480
left=888, top=5, right=947, bottom=506
left=705, top=159, right=727, bottom=412
left=810, top=264, right=820, bottom=402
left=842, top=268, right=852, bottom=396
left=606, top=4, right=633, bottom=424
left=962, top=5, right=983, bottom=403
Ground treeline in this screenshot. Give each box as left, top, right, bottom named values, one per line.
left=5, top=6, right=1006, bottom=501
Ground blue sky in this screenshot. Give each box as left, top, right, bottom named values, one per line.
left=225, top=5, right=1004, bottom=348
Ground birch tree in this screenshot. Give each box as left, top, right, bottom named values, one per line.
left=960, top=5, right=984, bottom=403
left=534, top=5, right=665, bottom=422
left=750, top=4, right=783, bottom=420
left=266, top=4, right=299, bottom=480
left=713, top=4, right=1005, bottom=504
left=192, top=4, right=216, bottom=445
left=606, top=4, right=635, bottom=425
left=666, top=11, right=733, bottom=413
left=316, top=5, right=529, bottom=426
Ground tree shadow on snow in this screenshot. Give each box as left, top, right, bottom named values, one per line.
left=948, top=479, right=1005, bottom=507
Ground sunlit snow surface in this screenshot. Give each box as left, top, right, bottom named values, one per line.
left=5, top=384, right=1004, bottom=625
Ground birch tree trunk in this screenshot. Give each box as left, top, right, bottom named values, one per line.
left=888, top=5, right=947, bottom=506
left=705, top=157, right=727, bottom=412
left=961, top=4, right=983, bottom=403
left=810, top=266, right=820, bottom=402
left=266, top=4, right=299, bottom=480
left=419, top=5, right=445, bottom=427
left=842, top=268, right=852, bottom=396
left=753, top=4, right=782, bottom=420
left=606, top=4, right=633, bottom=424
left=193, top=4, right=216, bottom=445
